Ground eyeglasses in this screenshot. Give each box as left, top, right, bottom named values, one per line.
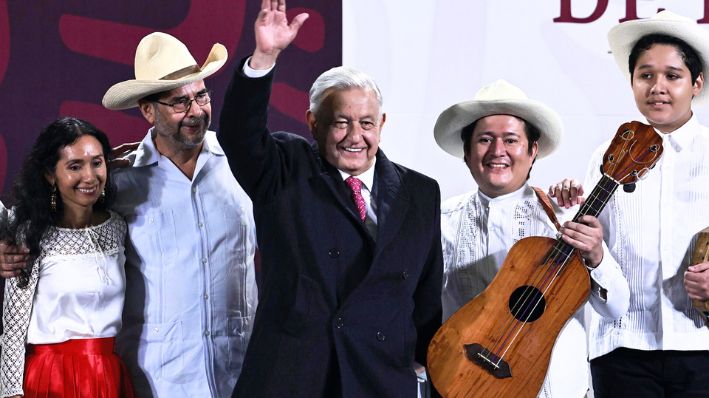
left=155, top=90, right=211, bottom=113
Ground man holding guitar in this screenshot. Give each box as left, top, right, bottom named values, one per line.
left=433, top=80, right=630, bottom=397
left=551, top=11, right=709, bottom=398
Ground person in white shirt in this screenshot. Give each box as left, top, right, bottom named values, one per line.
left=101, top=32, right=258, bottom=397
left=0, top=33, right=259, bottom=397
left=550, top=10, right=709, bottom=398
left=0, top=117, right=132, bottom=397
left=434, top=80, right=630, bottom=397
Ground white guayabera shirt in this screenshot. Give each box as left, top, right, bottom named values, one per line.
left=112, top=129, right=258, bottom=398
left=585, top=115, right=709, bottom=360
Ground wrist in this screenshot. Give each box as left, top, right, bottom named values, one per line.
left=250, top=49, right=279, bottom=70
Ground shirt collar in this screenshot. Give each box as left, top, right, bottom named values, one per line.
left=337, top=158, right=377, bottom=192
left=477, top=184, right=528, bottom=208
left=131, top=128, right=224, bottom=167
left=658, top=113, right=698, bottom=152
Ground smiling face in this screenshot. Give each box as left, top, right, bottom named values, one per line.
left=465, top=115, right=538, bottom=198
left=631, top=43, right=704, bottom=133
left=139, top=80, right=211, bottom=153
left=46, top=134, right=107, bottom=218
left=307, top=88, right=386, bottom=176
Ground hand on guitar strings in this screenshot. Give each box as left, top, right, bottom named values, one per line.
left=548, top=178, right=585, bottom=209
left=684, top=262, right=709, bottom=301
left=559, top=215, right=604, bottom=268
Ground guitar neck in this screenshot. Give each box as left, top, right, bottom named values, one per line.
left=551, top=175, right=619, bottom=263
left=572, top=174, right=619, bottom=221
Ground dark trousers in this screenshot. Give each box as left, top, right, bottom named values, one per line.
left=591, top=347, right=709, bottom=398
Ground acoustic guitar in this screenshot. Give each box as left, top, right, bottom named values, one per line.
left=691, top=227, right=709, bottom=322
left=427, top=121, right=663, bottom=398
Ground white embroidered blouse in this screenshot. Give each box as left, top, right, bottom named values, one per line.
left=0, top=211, right=127, bottom=397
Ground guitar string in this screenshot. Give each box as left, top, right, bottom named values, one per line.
left=492, top=176, right=620, bottom=366
left=477, top=136, right=659, bottom=365
left=486, top=144, right=661, bottom=366
left=481, top=176, right=613, bottom=362
left=481, top=147, right=641, bottom=366
left=482, top=176, right=616, bottom=364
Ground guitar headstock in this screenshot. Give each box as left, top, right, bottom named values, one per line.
left=602, top=121, right=663, bottom=185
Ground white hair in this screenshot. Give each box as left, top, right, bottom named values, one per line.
left=308, top=66, right=383, bottom=115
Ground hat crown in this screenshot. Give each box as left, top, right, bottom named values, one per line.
left=473, top=79, right=529, bottom=102
left=134, top=32, right=198, bottom=80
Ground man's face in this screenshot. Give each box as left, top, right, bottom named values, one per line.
left=307, top=88, right=385, bottom=176
left=140, top=80, right=211, bottom=152
left=465, top=115, right=537, bottom=198
left=631, top=43, right=704, bottom=133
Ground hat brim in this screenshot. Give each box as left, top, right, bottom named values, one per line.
left=102, top=43, right=227, bottom=110
left=608, top=16, right=709, bottom=103
left=434, top=99, right=563, bottom=159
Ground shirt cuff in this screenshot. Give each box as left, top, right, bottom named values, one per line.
left=243, top=56, right=274, bottom=78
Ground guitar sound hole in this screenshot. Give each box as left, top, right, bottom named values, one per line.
left=508, top=286, right=546, bottom=322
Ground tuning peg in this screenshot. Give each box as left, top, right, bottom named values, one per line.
left=623, top=183, right=636, bottom=193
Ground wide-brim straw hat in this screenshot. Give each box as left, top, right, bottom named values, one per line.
left=102, top=32, right=227, bottom=110
left=434, top=79, right=563, bottom=159
left=608, top=10, right=709, bottom=103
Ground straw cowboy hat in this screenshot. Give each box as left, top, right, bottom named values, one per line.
left=608, top=10, right=709, bottom=102
left=434, top=79, right=563, bottom=159
left=102, top=32, right=228, bottom=110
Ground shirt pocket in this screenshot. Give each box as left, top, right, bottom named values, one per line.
left=206, top=205, right=249, bottom=265
left=141, top=320, right=201, bottom=383
left=118, top=320, right=196, bottom=384
left=126, top=210, right=178, bottom=270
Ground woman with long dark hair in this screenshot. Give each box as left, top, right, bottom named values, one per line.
left=0, top=117, right=133, bottom=397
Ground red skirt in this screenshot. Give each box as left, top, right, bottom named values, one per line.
left=24, top=337, right=134, bottom=398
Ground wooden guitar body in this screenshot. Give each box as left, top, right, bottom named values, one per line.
left=427, top=237, right=589, bottom=398
left=427, top=121, right=664, bottom=397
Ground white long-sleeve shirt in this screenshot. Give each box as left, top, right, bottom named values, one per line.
left=585, top=115, right=709, bottom=360
left=112, top=129, right=258, bottom=397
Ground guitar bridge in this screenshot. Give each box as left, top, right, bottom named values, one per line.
left=464, top=343, right=512, bottom=379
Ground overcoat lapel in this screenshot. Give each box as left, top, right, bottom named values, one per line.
left=372, top=151, right=410, bottom=253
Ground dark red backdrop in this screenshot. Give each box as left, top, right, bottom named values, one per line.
left=0, top=0, right=341, bottom=196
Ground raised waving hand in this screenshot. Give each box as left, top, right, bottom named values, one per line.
left=250, top=0, right=309, bottom=69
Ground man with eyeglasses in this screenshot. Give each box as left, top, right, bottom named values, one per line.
left=101, top=32, right=257, bottom=397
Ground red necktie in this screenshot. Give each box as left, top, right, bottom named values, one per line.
left=345, top=176, right=367, bottom=221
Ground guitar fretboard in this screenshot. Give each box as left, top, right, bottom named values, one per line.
left=549, top=175, right=619, bottom=265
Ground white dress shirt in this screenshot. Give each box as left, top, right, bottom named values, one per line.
left=112, top=129, right=258, bottom=398
left=585, top=115, right=709, bottom=359
left=441, top=184, right=629, bottom=398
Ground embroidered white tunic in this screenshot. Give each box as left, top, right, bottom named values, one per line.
left=0, top=211, right=127, bottom=397
left=585, top=115, right=709, bottom=360
left=441, top=184, right=629, bottom=398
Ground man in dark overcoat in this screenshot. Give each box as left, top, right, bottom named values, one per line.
left=218, top=1, right=443, bottom=397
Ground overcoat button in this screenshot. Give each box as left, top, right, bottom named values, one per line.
left=376, top=331, right=386, bottom=342
left=336, top=317, right=344, bottom=328
left=401, top=271, right=409, bottom=280
left=328, top=249, right=340, bottom=258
